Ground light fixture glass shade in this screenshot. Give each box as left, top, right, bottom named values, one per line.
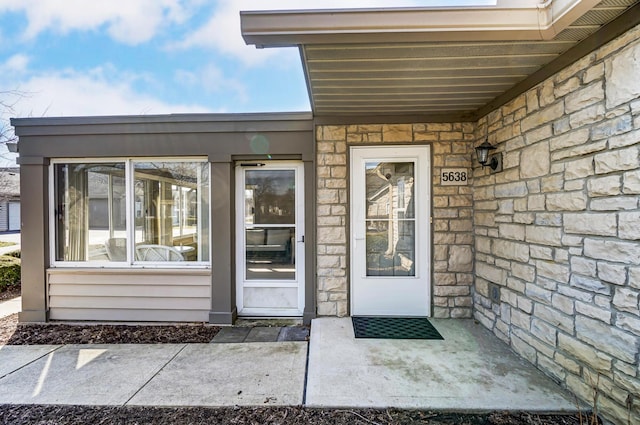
left=475, top=140, right=496, bottom=166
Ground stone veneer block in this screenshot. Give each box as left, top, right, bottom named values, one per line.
left=606, top=40, right=640, bottom=108
left=520, top=142, right=550, bottom=178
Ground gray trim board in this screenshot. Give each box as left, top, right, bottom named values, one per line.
left=210, top=162, right=235, bottom=325
left=209, top=309, right=237, bottom=325
left=314, top=114, right=476, bottom=126
left=12, top=112, right=314, bottom=137
left=303, top=159, right=316, bottom=325
left=18, top=163, right=49, bottom=323
left=12, top=112, right=313, bottom=127
left=17, top=156, right=49, bottom=165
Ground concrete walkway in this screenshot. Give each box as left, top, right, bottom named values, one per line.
left=0, top=232, right=20, bottom=255
left=0, top=231, right=22, bottom=320
left=0, top=317, right=579, bottom=411
left=0, top=297, right=21, bottom=319
left=0, top=343, right=307, bottom=406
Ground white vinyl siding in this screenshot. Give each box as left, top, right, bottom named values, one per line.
left=47, top=269, right=211, bottom=322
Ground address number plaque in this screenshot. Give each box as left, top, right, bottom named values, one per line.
left=440, top=168, right=469, bottom=186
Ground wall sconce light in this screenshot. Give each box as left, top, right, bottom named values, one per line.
left=475, top=140, right=502, bottom=172
left=6, top=142, right=18, bottom=153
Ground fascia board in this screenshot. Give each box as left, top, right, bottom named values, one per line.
left=539, top=0, right=602, bottom=39
left=241, top=0, right=596, bottom=47
left=11, top=112, right=314, bottom=136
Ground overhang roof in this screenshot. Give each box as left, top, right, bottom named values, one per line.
left=241, top=0, right=640, bottom=121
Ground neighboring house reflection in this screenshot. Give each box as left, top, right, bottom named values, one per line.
left=365, top=162, right=415, bottom=276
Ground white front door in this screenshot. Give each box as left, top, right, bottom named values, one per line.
left=236, top=162, right=305, bottom=317
left=350, top=146, right=431, bottom=316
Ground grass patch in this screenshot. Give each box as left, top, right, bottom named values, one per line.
left=0, top=241, right=16, bottom=248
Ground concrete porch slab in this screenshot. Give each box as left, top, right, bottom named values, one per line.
left=0, top=344, right=184, bottom=405
left=0, top=345, right=61, bottom=379
left=128, top=342, right=307, bottom=407
left=306, top=318, right=577, bottom=411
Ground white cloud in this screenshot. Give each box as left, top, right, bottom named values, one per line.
left=1, top=65, right=210, bottom=118
left=175, top=63, right=248, bottom=103
left=1, top=54, right=29, bottom=73
left=0, top=0, right=199, bottom=44
left=0, top=59, right=211, bottom=166
left=175, top=0, right=495, bottom=66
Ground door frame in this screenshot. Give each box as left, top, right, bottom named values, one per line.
left=235, top=161, right=305, bottom=317
left=350, top=145, right=431, bottom=317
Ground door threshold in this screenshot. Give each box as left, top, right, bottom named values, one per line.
left=235, top=317, right=303, bottom=327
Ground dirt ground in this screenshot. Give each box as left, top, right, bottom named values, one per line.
left=0, top=293, right=597, bottom=425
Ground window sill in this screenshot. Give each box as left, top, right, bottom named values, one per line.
left=47, top=266, right=211, bottom=275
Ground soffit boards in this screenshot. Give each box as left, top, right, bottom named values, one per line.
left=243, top=0, right=638, bottom=120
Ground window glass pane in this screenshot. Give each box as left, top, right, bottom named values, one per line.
left=133, top=161, right=209, bottom=262
left=365, top=161, right=414, bottom=219
left=245, top=227, right=295, bottom=280
left=245, top=170, right=295, bottom=225
left=54, top=163, right=127, bottom=262
left=366, top=220, right=415, bottom=276
left=244, top=169, right=296, bottom=280
left=364, top=160, right=416, bottom=277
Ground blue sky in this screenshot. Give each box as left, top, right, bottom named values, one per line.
left=0, top=1, right=495, bottom=128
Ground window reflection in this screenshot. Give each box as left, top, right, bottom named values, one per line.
left=245, top=170, right=295, bottom=225
left=365, top=161, right=416, bottom=276
left=134, top=161, right=209, bottom=262
left=54, top=160, right=209, bottom=264
left=244, top=169, right=296, bottom=280
left=54, top=163, right=126, bottom=262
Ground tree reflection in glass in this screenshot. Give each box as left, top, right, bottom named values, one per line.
left=365, top=161, right=416, bottom=276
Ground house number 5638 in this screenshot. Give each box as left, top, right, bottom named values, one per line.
left=440, top=168, right=469, bottom=186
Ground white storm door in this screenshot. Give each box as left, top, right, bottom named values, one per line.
left=236, top=162, right=305, bottom=317
left=350, top=146, right=431, bottom=317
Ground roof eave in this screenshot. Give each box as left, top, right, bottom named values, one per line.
left=240, top=0, right=601, bottom=47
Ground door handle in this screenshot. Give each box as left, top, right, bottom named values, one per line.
left=354, top=234, right=364, bottom=248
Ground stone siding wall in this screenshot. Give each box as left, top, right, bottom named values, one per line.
left=316, top=124, right=475, bottom=318
left=473, top=25, right=640, bottom=425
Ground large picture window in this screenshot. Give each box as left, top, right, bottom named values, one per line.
left=53, top=159, right=210, bottom=265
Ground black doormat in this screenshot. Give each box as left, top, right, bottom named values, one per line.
left=352, top=316, right=444, bottom=340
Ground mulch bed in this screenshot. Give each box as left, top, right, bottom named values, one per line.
left=0, top=405, right=595, bottom=425
left=0, top=313, right=220, bottom=345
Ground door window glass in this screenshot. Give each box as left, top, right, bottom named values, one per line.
left=365, top=161, right=415, bottom=276
left=244, top=169, right=295, bottom=280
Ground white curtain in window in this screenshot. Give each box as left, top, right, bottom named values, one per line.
left=66, top=166, right=88, bottom=261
